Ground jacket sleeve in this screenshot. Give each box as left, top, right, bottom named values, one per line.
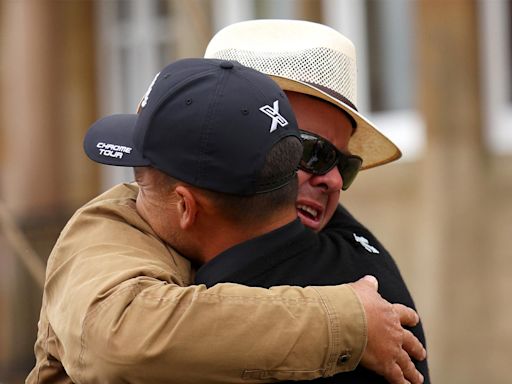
left=44, top=208, right=367, bottom=384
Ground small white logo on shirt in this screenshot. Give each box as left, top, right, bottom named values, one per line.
left=353, top=233, right=380, bottom=254
left=259, top=100, right=289, bottom=133
left=140, top=72, right=160, bottom=109
left=97, top=142, right=132, bottom=159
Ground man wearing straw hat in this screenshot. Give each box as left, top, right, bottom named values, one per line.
left=204, top=19, right=430, bottom=383
left=27, top=57, right=424, bottom=384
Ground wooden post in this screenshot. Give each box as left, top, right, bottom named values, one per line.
left=0, top=1, right=98, bottom=381
left=297, top=0, right=323, bottom=23
left=415, top=1, right=487, bottom=382
left=0, top=0, right=60, bottom=218
left=173, top=0, right=212, bottom=58
left=55, top=2, right=99, bottom=208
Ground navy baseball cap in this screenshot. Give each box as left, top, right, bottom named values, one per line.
left=84, top=58, right=301, bottom=195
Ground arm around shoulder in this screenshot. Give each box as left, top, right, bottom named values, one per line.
left=74, top=280, right=366, bottom=383
left=43, top=197, right=366, bottom=383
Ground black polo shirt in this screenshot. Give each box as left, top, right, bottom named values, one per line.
left=195, top=205, right=430, bottom=383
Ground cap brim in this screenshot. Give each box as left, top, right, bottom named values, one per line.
left=269, top=75, right=402, bottom=170
left=83, top=114, right=150, bottom=167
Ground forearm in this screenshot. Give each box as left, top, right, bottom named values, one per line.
left=56, top=278, right=365, bottom=383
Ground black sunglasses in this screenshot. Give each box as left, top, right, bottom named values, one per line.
left=299, top=130, right=363, bottom=191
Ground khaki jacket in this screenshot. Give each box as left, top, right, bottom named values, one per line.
left=26, top=183, right=366, bottom=384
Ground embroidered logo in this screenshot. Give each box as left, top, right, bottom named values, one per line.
left=139, top=72, right=160, bottom=109
left=259, top=100, right=288, bottom=132
left=96, top=142, right=132, bottom=159
left=353, top=233, right=380, bottom=254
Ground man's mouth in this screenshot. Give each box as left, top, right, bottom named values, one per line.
left=297, top=203, right=319, bottom=221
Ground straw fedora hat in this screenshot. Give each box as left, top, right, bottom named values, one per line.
left=205, top=19, right=401, bottom=170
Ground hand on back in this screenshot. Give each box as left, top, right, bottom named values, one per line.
left=350, top=276, right=426, bottom=384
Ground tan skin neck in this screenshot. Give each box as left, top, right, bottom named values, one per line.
left=184, top=189, right=297, bottom=264
left=135, top=167, right=297, bottom=265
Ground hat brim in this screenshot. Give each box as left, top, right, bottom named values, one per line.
left=83, top=114, right=150, bottom=167
left=269, top=75, right=402, bottom=170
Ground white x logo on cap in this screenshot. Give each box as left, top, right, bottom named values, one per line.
left=259, top=100, right=289, bottom=133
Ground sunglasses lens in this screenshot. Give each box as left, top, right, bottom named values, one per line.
left=299, top=131, right=362, bottom=190
left=300, top=133, right=338, bottom=174
left=338, top=156, right=363, bottom=191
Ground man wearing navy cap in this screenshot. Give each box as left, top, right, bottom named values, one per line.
left=27, top=58, right=424, bottom=384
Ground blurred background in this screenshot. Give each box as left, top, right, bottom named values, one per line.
left=0, top=0, right=511, bottom=383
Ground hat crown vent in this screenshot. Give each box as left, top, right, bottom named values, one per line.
left=213, top=47, right=357, bottom=108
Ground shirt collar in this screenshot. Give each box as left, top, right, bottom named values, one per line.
left=195, top=218, right=304, bottom=287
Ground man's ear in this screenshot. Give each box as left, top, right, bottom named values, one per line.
left=174, top=185, right=198, bottom=229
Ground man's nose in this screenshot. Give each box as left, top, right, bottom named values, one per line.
left=309, top=167, right=343, bottom=192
